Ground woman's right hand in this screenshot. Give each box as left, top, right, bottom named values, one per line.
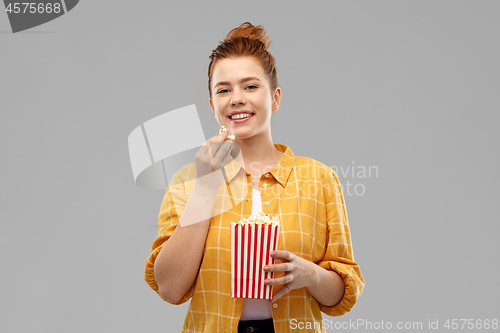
left=194, top=129, right=234, bottom=191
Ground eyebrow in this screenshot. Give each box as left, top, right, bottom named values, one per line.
left=214, top=77, right=261, bottom=89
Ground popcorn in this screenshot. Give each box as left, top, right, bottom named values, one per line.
left=219, top=125, right=235, bottom=140
left=236, top=211, right=280, bottom=226
left=231, top=211, right=280, bottom=299
left=219, top=125, right=227, bottom=134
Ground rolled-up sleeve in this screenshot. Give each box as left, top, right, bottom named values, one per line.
left=317, top=170, right=364, bottom=316
left=144, top=171, right=195, bottom=305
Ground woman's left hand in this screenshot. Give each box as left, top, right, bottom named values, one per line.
left=264, top=250, right=318, bottom=303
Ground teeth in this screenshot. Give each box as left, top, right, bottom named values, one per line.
left=230, top=113, right=253, bottom=120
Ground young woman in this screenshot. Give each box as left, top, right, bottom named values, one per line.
left=145, top=22, right=364, bottom=333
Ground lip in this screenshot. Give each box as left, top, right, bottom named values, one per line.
left=229, top=113, right=254, bottom=123
left=227, top=110, right=255, bottom=123
left=228, top=110, right=253, bottom=117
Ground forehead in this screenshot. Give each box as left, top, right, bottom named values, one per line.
left=212, top=56, right=267, bottom=86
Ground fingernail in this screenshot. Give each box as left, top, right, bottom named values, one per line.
left=264, top=266, right=269, bottom=270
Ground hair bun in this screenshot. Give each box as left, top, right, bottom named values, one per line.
left=208, top=22, right=279, bottom=97
left=225, top=22, right=271, bottom=49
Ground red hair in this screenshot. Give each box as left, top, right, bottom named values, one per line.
left=208, top=22, right=278, bottom=98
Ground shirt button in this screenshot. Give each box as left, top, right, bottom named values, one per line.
left=265, top=202, right=270, bottom=206
left=265, top=173, right=271, bottom=178
left=263, top=183, right=268, bottom=188
left=273, top=303, right=278, bottom=308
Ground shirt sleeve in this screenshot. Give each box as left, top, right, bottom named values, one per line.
left=316, top=169, right=365, bottom=316
left=144, top=171, right=195, bottom=305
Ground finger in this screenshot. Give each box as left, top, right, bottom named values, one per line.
left=215, top=129, right=231, bottom=141
left=264, top=263, right=294, bottom=273
left=202, top=129, right=231, bottom=146
left=204, top=140, right=222, bottom=159
left=209, top=131, right=231, bottom=156
left=207, top=142, right=215, bottom=172
left=264, top=273, right=294, bottom=286
left=210, top=141, right=232, bottom=167
left=202, top=141, right=232, bottom=176
left=270, top=250, right=294, bottom=261
left=269, top=285, right=291, bottom=303
left=218, top=141, right=233, bottom=163
left=222, top=130, right=234, bottom=142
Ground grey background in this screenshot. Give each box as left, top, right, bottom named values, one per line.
left=1, top=1, right=499, bottom=332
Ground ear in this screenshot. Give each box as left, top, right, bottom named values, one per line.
left=272, top=87, right=282, bottom=111
left=209, top=97, right=214, bottom=114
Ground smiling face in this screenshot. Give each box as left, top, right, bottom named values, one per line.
left=209, top=56, right=281, bottom=140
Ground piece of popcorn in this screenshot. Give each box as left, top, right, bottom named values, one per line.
left=236, top=211, right=280, bottom=226
left=219, top=125, right=236, bottom=140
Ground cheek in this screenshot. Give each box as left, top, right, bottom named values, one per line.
left=256, top=92, right=272, bottom=108
left=214, top=97, right=228, bottom=110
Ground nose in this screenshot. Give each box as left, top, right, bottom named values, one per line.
left=230, top=88, right=246, bottom=106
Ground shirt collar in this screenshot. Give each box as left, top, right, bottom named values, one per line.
left=223, top=143, right=296, bottom=188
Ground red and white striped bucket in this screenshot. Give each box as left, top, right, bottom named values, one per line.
left=231, top=222, right=280, bottom=299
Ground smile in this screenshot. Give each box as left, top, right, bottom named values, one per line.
left=229, top=113, right=254, bottom=120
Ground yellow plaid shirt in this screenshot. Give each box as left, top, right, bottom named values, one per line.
left=145, top=144, right=364, bottom=332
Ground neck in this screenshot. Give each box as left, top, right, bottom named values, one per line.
left=234, top=132, right=282, bottom=175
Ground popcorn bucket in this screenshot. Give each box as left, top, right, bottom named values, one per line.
left=231, top=220, right=280, bottom=299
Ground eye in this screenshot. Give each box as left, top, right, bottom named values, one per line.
left=216, top=89, right=229, bottom=94
left=246, top=85, right=258, bottom=90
